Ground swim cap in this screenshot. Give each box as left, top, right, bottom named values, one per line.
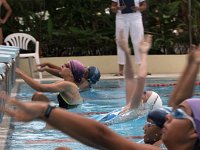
left=88, top=66, right=101, bottom=84
left=186, top=98, right=200, bottom=139
left=69, top=60, right=85, bottom=83
left=147, top=107, right=171, bottom=128
left=146, top=91, right=163, bottom=110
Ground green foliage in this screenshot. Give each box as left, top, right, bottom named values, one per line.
left=3, top=0, right=200, bottom=56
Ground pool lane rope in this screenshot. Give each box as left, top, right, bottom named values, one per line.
left=147, top=81, right=200, bottom=87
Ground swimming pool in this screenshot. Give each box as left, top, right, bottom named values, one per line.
left=5, top=78, right=200, bottom=150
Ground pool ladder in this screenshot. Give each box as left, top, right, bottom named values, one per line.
left=0, top=45, right=20, bottom=123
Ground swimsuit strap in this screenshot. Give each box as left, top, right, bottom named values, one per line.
left=58, top=93, right=71, bottom=105
left=151, top=95, right=159, bottom=110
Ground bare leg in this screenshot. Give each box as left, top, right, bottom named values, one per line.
left=32, top=92, right=50, bottom=102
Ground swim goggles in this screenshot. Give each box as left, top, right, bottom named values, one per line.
left=144, top=121, right=156, bottom=127
left=171, top=108, right=196, bottom=130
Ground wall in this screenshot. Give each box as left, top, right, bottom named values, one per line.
left=19, top=55, right=187, bottom=77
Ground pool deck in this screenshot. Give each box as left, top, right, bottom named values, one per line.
left=0, top=73, right=182, bottom=150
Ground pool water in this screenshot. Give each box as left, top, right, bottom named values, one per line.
left=5, top=78, right=200, bottom=150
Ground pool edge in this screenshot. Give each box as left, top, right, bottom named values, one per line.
left=0, top=82, right=19, bottom=150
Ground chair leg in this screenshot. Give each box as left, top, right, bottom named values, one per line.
left=34, top=56, right=43, bottom=79
left=28, top=57, right=34, bottom=78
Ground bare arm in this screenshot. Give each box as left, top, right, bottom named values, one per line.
left=37, top=62, right=62, bottom=78
left=16, top=68, right=73, bottom=92
left=117, top=30, right=135, bottom=105
left=129, top=35, right=151, bottom=109
left=118, top=33, right=152, bottom=109
left=118, top=31, right=152, bottom=109
left=169, top=45, right=200, bottom=108
left=0, top=0, right=12, bottom=24
left=0, top=94, right=158, bottom=150
left=40, top=62, right=61, bottom=70
left=42, top=67, right=62, bottom=78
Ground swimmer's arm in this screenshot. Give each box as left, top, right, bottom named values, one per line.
left=42, top=67, right=62, bottom=78
left=1, top=95, right=159, bottom=150
left=38, top=62, right=61, bottom=70
left=37, top=81, right=77, bottom=93
left=117, top=30, right=135, bottom=104
left=1, top=0, right=12, bottom=24
left=124, top=47, right=135, bottom=105
left=129, top=53, right=147, bottom=109
left=129, top=36, right=151, bottom=109
left=16, top=67, right=47, bottom=92
left=16, top=68, right=73, bottom=92
left=37, top=62, right=62, bottom=78
left=123, top=40, right=135, bottom=105
left=43, top=107, right=159, bottom=150
left=169, top=45, right=200, bottom=108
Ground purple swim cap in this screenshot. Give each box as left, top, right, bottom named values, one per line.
left=69, top=60, right=85, bottom=83
left=186, top=98, right=200, bottom=139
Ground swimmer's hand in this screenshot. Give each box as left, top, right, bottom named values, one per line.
left=139, top=34, right=152, bottom=53
left=35, top=66, right=47, bottom=72
left=15, top=67, right=23, bottom=74
left=120, top=104, right=130, bottom=115
left=37, top=63, right=48, bottom=67
left=0, top=91, right=47, bottom=122
left=188, top=45, right=200, bottom=64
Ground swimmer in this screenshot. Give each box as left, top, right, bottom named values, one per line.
left=16, top=63, right=82, bottom=109
left=1, top=42, right=200, bottom=150
left=0, top=96, right=199, bottom=150
left=37, top=60, right=101, bottom=91
left=98, top=31, right=162, bottom=125
left=142, top=107, right=170, bottom=149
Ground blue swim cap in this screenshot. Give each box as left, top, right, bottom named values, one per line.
left=88, top=66, right=101, bottom=84
left=147, top=107, right=171, bottom=128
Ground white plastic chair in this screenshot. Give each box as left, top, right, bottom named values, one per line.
left=4, top=33, right=42, bottom=79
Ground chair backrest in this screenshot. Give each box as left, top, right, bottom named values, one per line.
left=4, top=33, right=39, bottom=54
